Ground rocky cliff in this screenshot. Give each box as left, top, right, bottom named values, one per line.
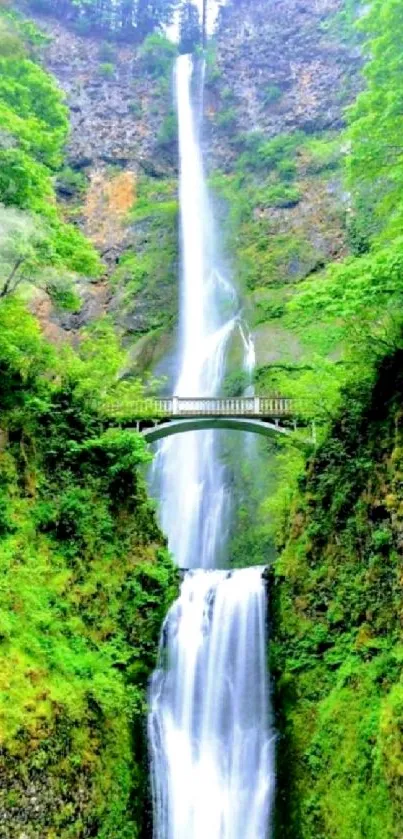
left=25, top=11, right=178, bottom=364
left=208, top=0, right=361, bottom=161
left=27, top=0, right=361, bottom=378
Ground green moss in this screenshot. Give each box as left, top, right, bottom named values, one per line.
left=272, top=351, right=403, bottom=838
left=302, top=133, right=342, bottom=175
left=262, top=84, right=283, bottom=105
left=111, top=176, right=179, bottom=338
left=98, top=61, right=115, bottom=78
left=238, top=229, right=319, bottom=291
left=0, top=299, right=179, bottom=836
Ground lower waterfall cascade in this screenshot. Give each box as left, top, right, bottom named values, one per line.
left=148, top=53, right=275, bottom=839
left=149, top=569, right=275, bottom=839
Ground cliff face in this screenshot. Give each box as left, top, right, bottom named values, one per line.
left=28, top=0, right=360, bottom=376
left=27, top=13, right=178, bottom=362
left=39, top=19, right=173, bottom=167
left=208, top=0, right=361, bottom=163
left=202, top=0, right=360, bottom=379
left=271, top=351, right=403, bottom=839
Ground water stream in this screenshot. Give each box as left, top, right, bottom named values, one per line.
left=148, top=54, right=275, bottom=838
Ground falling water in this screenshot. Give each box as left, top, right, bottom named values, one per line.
left=149, top=569, right=275, bottom=839
left=155, top=52, right=237, bottom=571
left=149, top=54, right=275, bottom=838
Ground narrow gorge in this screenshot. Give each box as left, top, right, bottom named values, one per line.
left=0, top=1, right=402, bottom=838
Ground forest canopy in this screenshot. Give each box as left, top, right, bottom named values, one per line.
left=26, top=0, right=183, bottom=40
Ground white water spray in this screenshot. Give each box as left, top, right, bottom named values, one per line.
left=149, top=569, right=275, bottom=839
left=149, top=54, right=275, bottom=839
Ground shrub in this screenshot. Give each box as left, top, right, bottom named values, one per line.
left=277, top=157, right=297, bottom=181
left=303, top=135, right=341, bottom=175
left=129, top=101, right=142, bottom=118
left=99, top=62, right=115, bottom=78
left=216, top=107, right=237, bottom=133
left=138, top=32, right=177, bottom=79
left=263, top=83, right=282, bottom=105
left=236, top=131, right=304, bottom=174
left=55, top=166, right=87, bottom=197
left=157, top=113, right=177, bottom=149
left=258, top=183, right=301, bottom=209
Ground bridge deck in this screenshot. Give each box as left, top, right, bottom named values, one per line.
left=107, top=396, right=297, bottom=420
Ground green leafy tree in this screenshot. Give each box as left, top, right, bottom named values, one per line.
left=138, top=30, right=177, bottom=76
left=0, top=58, right=68, bottom=166
left=347, top=0, right=403, bottom=243
left=0, top=206, right=82, bottom=309
left=0, top=10, right=100, bottom=278
left=135, top=0, right=179, bottom=40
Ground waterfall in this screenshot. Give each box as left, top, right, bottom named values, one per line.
left=149, top=54, right=275, bottom=839
left=149, top=569, right=275, bottom=839
left=154, top=52, right=236, bottom=572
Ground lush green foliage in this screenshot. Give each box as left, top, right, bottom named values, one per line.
left=1, top=0, right=402, bottom=836
left=346, top=0, right=403, bottom=244
left=0, top=14, right=178, bottom=834
left=266, top=5, right=403, bottom=834
left=0, top=9, right=100, bottom=303
left=0, top=298, right=178, bottom=836
left=111, top=175, right=178, bottom=340
left=287, top=0, right=403, bottom=402
left=272, top=351, right=403, bottom=839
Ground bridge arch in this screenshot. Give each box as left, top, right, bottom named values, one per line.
left=141, top=417, right=308, bottom=447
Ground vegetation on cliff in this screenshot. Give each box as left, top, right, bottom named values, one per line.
left=0, top=300, right=178, bottom=838
left=0, top=8, right=100, bottom=309
left=269, top=2, right=403, bottom=835
left=0, top=9, right=178, bottom=837
left=272, top=351, right=403, bottom=839
left=1, top=0, right=403, bottom=836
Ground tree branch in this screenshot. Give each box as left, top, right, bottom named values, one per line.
left=0, top=258, right=25, bottom=299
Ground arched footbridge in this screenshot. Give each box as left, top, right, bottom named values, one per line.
left=107, top=397, right=316, bottom=446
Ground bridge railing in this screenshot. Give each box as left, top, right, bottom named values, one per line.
left=106, top=396, right=297, bottom=419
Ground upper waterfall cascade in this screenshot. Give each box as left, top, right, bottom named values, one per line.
left=148, top=54, right=275, bottom=839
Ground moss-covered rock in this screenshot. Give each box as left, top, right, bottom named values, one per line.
left=272, top=349, right=403, bottom=839
left=0, top=301, right=179, bottom=838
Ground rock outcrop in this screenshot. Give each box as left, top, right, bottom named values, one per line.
left=207, top=0, right=362, bottom=164
left=37, top=18, right=173, bottom=168
left=27, top=0, right=361, bottom=370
